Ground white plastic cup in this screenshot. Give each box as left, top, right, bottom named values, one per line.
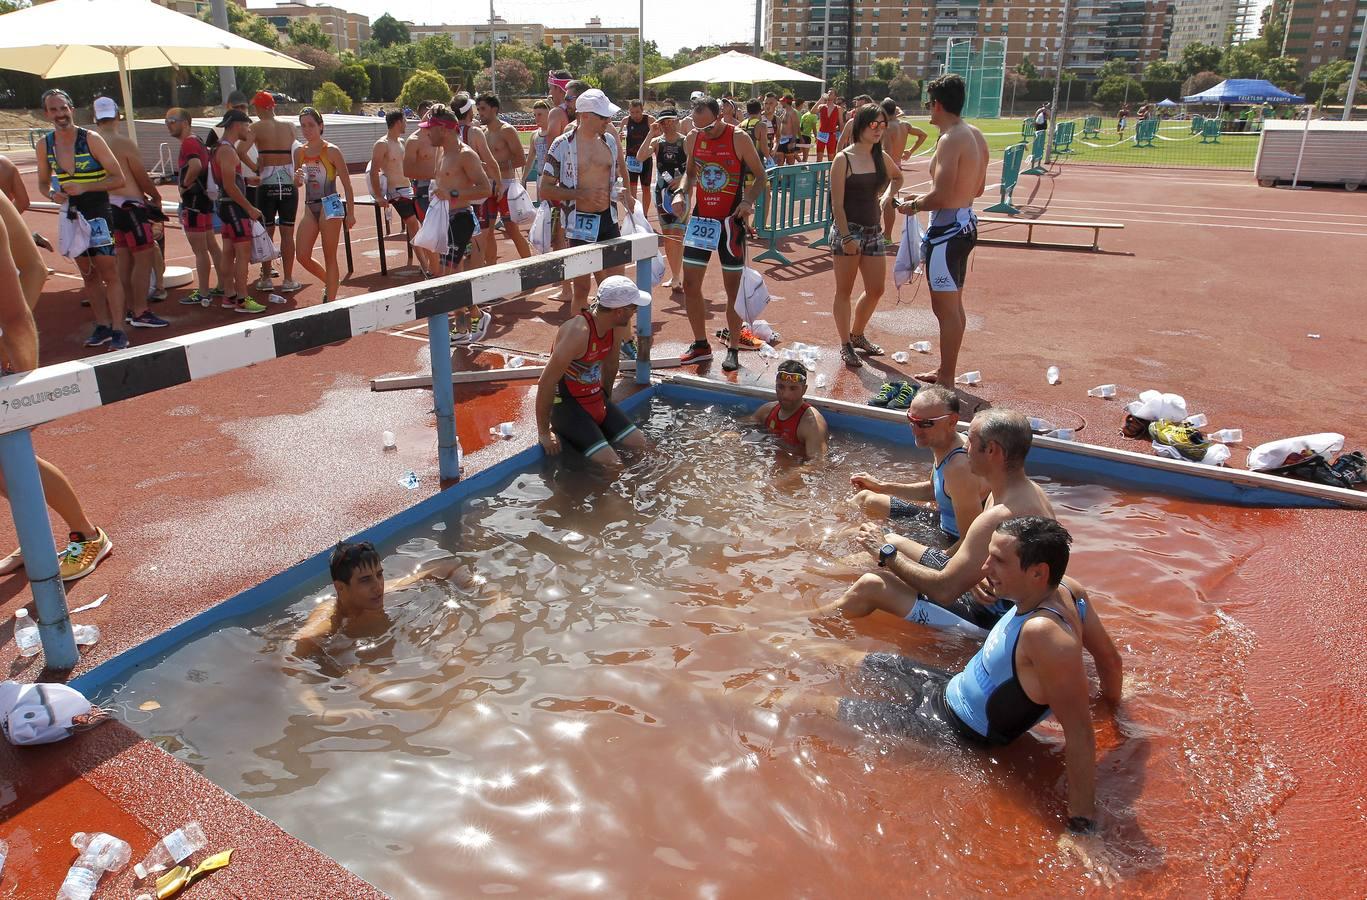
left=1050, top=428, right=1077, bottom=441
left=1184, top=413, right=1208, bottom=428
left=1029, top=417, right=1055, bottom=433
left=759, top=344, right=779, bottom=359
left=891, top=351, right=909, bottom=363
left=911, top=341, right=932, bottom=353
left=955, top=371, right=982, bottom=385
left=782, top=348, right=799, bottom=361
left=1047, top=365, right=1060, bottom=385
left=1087, top=384, right=1117, bottom=399
left=382, top=430, right=397, bottom=450
left=498, top=422, right=515, bottom=437
left=815, top=374, right=829, bottom=389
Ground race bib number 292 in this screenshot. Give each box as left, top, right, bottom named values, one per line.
left=683, top=216, right=722, bottom=252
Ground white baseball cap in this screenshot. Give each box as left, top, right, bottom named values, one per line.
left=93, top=96, right=119, bottom=121
left=596, top=275, right=651, bottom=309
left=574, top=88, right=614, bottom=119
left=690, top=90, right=705, bottom=102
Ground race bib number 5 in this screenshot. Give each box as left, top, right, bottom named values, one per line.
left=683, top=216, right=722, bottom=252
left=321, top=194, right=345, bottom=220
left=567, top=210, right=600, bottom=241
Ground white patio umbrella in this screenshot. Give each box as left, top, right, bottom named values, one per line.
left=647, top=51, right=822, bottom=89
left=0, top=0, right=309, bottom=143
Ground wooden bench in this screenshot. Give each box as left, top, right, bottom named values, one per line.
left=975, top=215, right=1124, bottom=251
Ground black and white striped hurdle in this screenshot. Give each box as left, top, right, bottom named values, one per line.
left=0, top=232, right=658, bottom=669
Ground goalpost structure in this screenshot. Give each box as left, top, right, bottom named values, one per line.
left=944, top=37, right=1007, bottom=119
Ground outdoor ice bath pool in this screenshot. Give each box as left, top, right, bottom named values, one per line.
left=88, top=389, right=1300, bottom=896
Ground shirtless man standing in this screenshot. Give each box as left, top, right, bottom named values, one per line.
left=826, top=409, right=1055, bottom=640
left=449, top=92, right=503, bottom=343
left=538, top=88, right=636, bottom=318
left=878, top=97, right=927, bottom=241
left=369, top=111, right=422, bottom=260
left=776, top=95, right=801, bottom=164
left=91, top=98, right=169, bottom=329
left=241, top=91, right=302, bottom=293
left=476, top=94, right=531, bottom=260
left=420, top=103, right=491, bottom=279
left=897, top=74, right=987, bottom=386
left=546, top=72, right=576, bottom=305
left=403, top=104, right=439, bottom=275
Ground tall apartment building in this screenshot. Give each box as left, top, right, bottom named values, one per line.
left=406, top=17, right=546, bottom=48
left=1166, top=0, right=1260, bottom=59
left=544, top=17, right=636, bottom=54
left=251, top=1, right=370, bottom=53
left=764, top=0, right=1170, bottom=81
left=1281, top=0, right=1366, bottom=75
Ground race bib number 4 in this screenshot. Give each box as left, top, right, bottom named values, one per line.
left=683, top=216, right=722, bottom=252
left=321, top=194, right=345, bottom=220
left=87, top=216, right=113, bottom=248
left=567, top=210, right=600, bottom=242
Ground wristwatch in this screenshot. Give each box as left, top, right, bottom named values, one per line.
left=877, top=543, right=897, bottom=568
left=1067, top=816, right=1098, bottom=835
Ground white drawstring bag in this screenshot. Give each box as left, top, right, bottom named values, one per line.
left=1247, top=433, right=1344, bottom=472
left=1127, top=390, right=1188, bottom=423
left=736, top=266, right=772, bottom=322
left=1, top=680, right=109, bottom=746
left=618, top=206, right=667, bottom=287
left=893, top=213, right=924, bottom=289
left=249, top=219, right=280, bottom=264
left=505, top=181, right=536, bottom=226
left=57, top=209, right=92, bottom=259
left=529, top=202, right=553, bottom=254
left=413, top=197, right=450, bottom=254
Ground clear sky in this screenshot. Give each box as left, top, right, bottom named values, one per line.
left=247, top=0, right=760, bottom=56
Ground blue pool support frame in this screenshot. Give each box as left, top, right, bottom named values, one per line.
left=634, top=259, right=653, bottom=384
left=427, top=313, right=460, bottom=481
left=0, top=428, right=78, bottom=670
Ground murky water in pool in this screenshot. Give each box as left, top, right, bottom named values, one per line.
left=102, top=400, right=1291, bottom=897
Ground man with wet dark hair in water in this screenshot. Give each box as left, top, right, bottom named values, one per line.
left=751, top=360, right=828, bottom=459
left=292, top=540, right=469, bottom=655
left=778, top=517, right=1122, bottom=862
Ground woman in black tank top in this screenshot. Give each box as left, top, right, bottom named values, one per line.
left=829, top=103, right=904, bottom=368
left=621, top=101, right=654, bottom=215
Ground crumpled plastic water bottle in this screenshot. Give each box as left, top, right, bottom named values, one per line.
left=1047, top=365, right=1060, bottom=385
left=1087, top=384, right=1117, bottom=399
left=398, top=472, right=420, bottom=490
left=955, top=371, right=982, bottom=385
left=911, top=341, right=932, bottom=353
left=891, top=351, right=909, bottom=363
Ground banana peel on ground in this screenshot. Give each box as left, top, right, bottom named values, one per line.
left=154, top=849, right=234, bottom=899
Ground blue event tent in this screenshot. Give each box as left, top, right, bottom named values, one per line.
left=1182, top=78, right=1305, bottom=104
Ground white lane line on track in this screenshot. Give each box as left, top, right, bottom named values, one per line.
left=1042, top=196, right=1367, bottom=221
left=1027, top=202, right=1367, bottom=230
left=977, top=213, right=1367, bottom=238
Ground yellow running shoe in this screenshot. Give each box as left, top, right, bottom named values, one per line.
left=59, top=527, right=113, bottom=582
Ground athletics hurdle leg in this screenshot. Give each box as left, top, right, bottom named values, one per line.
left=0, top=429, right=78, bottom=670
left=428, top=314, right=461, bottom=481
left=635, top=256, right=654, bottom=385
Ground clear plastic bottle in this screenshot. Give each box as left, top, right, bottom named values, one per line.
left=0, top=836, right=9, bottom=880
left=1209, top=428, right=1243, bottom=443
left=1184, top=413, right=1208, bottom=428
left=890, top=351, right=909, bottom=363
left=382, top=430, right=397, bottom=451
left=911, top=340, right=932, bottom=353
left=14, top=608, right=40, bottom=657
left=73, top=624, right=99, bottom=647
left=1087, top=384, right=1117, bottom=399
left=954, top=371, right=982, bottom=385
left=133, top=821, right=206, bottom=879
left=58, top=832, right=131, bottom=900
left=1046, top=365, right=1060, bottom=385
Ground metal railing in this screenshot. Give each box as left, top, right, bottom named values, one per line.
left=752, top=162, right=834, bottom=266
left=0, top=234, right=658, bottom=669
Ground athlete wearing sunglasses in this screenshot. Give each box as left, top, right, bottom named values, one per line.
left=851, top=385, right=985, bottom=553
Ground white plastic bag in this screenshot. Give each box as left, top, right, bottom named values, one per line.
left=893, top=213, right=924, bottom=288
left=529, top=202, right=553, bottom=254
left=249, top=219, right=279, bottom=264
left=506, top=181, right=536, bottom=226
left=1247, top=433, right=1344, bottom=472
left=0, top=680, right=107, bottom=746
left=57, top=210, right=91, bottom=259
left=1127, top=390, right=1188, bottom=423
left=413, top=197, right=450, bottom=254
left=619, top=206, right=667, bottom=287
left=736, top=266, right=771, bottom=322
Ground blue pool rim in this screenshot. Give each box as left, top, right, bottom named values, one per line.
left=72, top=379, right=1353, bottom=696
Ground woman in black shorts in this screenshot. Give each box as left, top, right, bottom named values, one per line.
left=829, top=103, right=903, bottom=368
left=621, top=100, right=654, bottom=217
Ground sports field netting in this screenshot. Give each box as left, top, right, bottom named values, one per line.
left=907, top=116, right=1261, bottom=170
left=945, top=39, right=1005, bottom=119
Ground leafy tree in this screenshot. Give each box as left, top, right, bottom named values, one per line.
left=1015, top=58, right=1038, bottom=79
left=1096, top=59, right=1131, bottom=81
left=1308, top=58, right=1353, bottom=88
left=600, top=63, right=641, bottom=101
left=1260, top=55, right=1300, bottom=88
left=543, top=46, right=565, bottom=73
left=1180, top=42, right=1223, bottom=77
left=494, top=40, right=547, bottom=77
left=1221, top=45, right=1262, bottom=78
left=397, top=69, right=451, bottom=109
left=312, top=81, right=351, bottom=112
left=334, top=62, right=370, bottom=103
left=873, top=57, right=901, bottom=81
left=0, top=0, right=30, bottom=12
left=372, top=13, right=409, bottom=48
left=589, top=52, right=614, bottom=78
left=288, top=19, right=333, bottom=51
left=207, top=2, right=280, bottom=49
left=1259, top=1, right=1286, bottom=59
left=1144, top=59, right=1181, bottom=82
left=476, top=59, right=534, bottom=97
left=564, top=41, right=593, bottom=73
left=1181, top=70, right=1222, bottom=97
left=280, top=45, right=340, bottom=100
left=889, top=74, right=920, bottom=105
left=792, top=55, right=824, bottom=78
left=1094, top=75, right=1142, bottom=107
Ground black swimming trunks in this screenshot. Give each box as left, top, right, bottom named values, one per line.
left=837, top=652, right=985, bottom=745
